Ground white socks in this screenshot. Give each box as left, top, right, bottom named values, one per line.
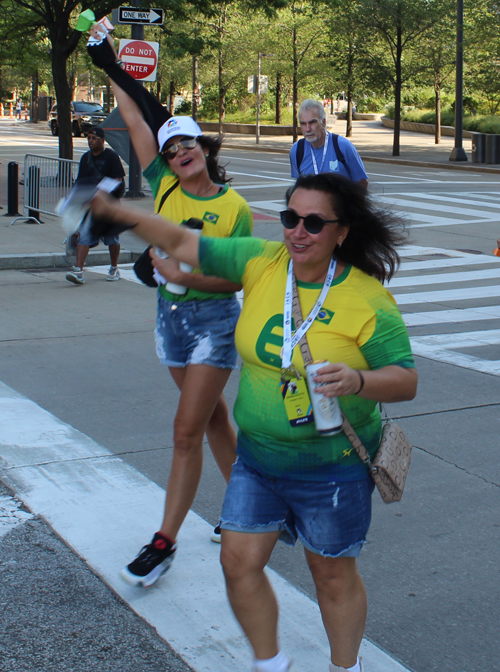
left=254, top=650, right=291, bottom=672
left=329, top=658, right=362, bottom=672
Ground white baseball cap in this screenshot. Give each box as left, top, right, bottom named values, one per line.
left=157, top=116, right=202, bottom=151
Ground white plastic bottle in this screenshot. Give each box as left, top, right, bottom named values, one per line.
left=165, top=218, right=204, bottom=295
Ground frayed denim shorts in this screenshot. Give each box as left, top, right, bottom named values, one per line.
left=155, top=295, right=240, bottom=369
left=220, top=457, right=375, bottom=558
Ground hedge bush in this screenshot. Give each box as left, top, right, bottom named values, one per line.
left=384, top=107, right=500, bottom=134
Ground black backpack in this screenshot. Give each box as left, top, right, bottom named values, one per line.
left=295, top=134, right=352, bottom=179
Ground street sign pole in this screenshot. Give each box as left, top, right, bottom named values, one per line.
left=126, top=21, right=145, bottom=197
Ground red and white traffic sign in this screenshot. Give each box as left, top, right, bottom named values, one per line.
left=118, top=39, right=159, bottom=82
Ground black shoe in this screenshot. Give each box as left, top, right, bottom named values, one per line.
left=119, top=533, right=177, bottom=587
left=211, top=524, right=221, bottom=543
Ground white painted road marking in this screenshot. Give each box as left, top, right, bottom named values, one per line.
left=396, top=245, right=500, bottom=376
left=0, top=381, right=410, bottom=672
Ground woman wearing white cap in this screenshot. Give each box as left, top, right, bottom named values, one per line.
left=88, top=30, right=253, bottom=587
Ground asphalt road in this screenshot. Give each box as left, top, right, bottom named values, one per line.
left=1, top=124, right=499, bottom=672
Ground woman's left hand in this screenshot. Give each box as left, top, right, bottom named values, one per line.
left=312, top=363, right=363, bottom=397
left=150, top=248, right=183, bottom=283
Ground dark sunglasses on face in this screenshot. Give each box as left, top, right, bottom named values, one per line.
left=161, top=136, right=198, bottom=159
left=280, top=209, right=340, bottom=234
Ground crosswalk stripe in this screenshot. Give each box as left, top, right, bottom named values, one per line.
left=379, top=195, right=498, bottom=219
left=0, top=381, right=410, bottom=672
left=388, top=267, right=500, bottom=288
left=405, top=193, right=500, bottom=210
left=410, top=331, right=500, bottom=375
left=403, top=306, right=500, bottom=327
left=399, top=256, right=499, bottom=272
left=394, top=284, right=500, bottom=305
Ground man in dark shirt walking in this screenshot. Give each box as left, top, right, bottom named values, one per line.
left=66, top=127, right=125, bottom=285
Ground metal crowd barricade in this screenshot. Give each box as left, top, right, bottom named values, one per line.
left=10, top=154, right=79, bottom=225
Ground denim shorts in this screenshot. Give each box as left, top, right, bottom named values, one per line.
left=78, top=213, right=119, bottom=247
left=220, top=458, right=375, bottom=557
left=155, top=295, right=240, bottom=369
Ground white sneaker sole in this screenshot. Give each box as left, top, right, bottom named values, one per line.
left=66, top=273, right=85, bottom=285
left=119, top=553, right=176, bottom=588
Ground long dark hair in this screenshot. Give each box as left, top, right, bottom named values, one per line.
left=197, top=135, right=231, bottom=184
left=286, top=173, right=406, bottom=283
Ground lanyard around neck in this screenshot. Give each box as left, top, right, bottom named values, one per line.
left=281, top=256, right=337, bottom=369
left=310, top=131, right=329, bottom=175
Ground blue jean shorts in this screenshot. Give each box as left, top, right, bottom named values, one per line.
left=155, top=295, right=240, bottom=369
left=220, top=458, right=375, bottom=557
left=78, top=213, right=119, bottom=247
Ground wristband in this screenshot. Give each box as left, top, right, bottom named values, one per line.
left=355, top=370, right=365, bottom=395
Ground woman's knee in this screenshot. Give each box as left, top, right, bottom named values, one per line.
left=307, top=555, right=361, bottom=595
left=220, top=533, right=272, bottom=582
left=172, top=418, right=205, bottom=454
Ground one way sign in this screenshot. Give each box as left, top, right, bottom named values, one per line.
left=117, top=6, right=164, bottom=24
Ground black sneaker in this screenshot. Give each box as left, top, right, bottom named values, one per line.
left=119, top=533, right=177, bottom=587
left=211, top=525, right=221, bottom=543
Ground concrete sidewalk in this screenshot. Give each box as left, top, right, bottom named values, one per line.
left=1, top=116, right=499, bottom=271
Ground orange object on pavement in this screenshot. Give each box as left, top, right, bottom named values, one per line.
left=493, top=248, right=500, bottom=257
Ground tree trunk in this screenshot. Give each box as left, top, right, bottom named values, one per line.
left=346, top=91, right=353, bottom=138
left=275, top=72, right=282, bottom=125
left=392, top=23, right=402, bottom=157
left=218, top=49, right=225, bottom=135
left=31, top=71, right=39, bottom=123
left=293, top=26, right=298, bottom=142
left=168, top=80, right=175, bottom=114
left=51, top=47, right=73, bottom=159
left=346, top=46, right=354, bottom=137
left=192, top=55, right=199, bottom=121
left=435, top=84, right=441, bottom=144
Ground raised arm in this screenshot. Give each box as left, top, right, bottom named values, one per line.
left=88, top=30, right=169, bottom=169
left=91, top=191, right=200, bottom=269
left=111, top=80, right=158, bottom=169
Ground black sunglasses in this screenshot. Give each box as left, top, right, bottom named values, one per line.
left=161, top=136, right=197, bottom=159
left=280, top=209, right=340, bottom=234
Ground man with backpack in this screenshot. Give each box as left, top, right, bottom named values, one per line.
left=66, top=127, right=126, bottom=285
left=290, top=99, right=368, bottom=191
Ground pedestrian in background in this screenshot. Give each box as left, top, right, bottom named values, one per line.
left=15, top=99, right=22, bottom=119
left=66, top=127, right=125, bottom=285
left=290, top=99, right=368, bottom=191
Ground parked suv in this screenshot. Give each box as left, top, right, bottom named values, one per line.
left=48, top=101, right=108, bottom=137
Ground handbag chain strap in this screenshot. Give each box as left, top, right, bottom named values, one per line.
left=291, top=275, right=374, bottom=471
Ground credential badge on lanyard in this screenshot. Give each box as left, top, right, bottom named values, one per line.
left=280, top=257, right=337, bottom=427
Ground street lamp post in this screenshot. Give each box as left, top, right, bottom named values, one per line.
left=450, top=0, right=468, bottom=161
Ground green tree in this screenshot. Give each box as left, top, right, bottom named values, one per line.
left=0, top=0, right=119, bottom=158
left=360, top=0, right=444, bottom=156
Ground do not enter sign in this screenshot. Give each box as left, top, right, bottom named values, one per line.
left=118, top=39, right=159, bottom=82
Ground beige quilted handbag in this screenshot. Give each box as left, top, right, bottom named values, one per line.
left=342, top=415, right=413, bottom=504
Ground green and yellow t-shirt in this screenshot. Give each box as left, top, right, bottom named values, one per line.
left=200, top=236, right=415, bottom=481
left=143, top=155, right=253, bottom=302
